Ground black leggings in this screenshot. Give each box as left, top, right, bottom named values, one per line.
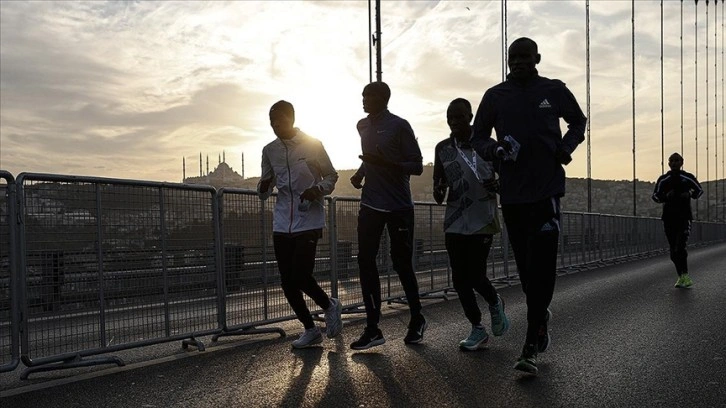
left=357, top=206, right=422, bottom=328
left=502, top=197, right=560, bottom=345
left=273, top=230, right=331, bottom=329
left=445, top=233, right=498, bottom=326
left=663, top=219, right=691, bottom=275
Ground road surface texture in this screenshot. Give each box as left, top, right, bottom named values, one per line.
left=1, top=243, right=725, bottom=408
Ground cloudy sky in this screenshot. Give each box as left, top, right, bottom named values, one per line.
left=1, top=0, right=724, bottom=184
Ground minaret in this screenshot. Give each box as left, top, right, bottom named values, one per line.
left=241, top=152, right=245, bottom=179
left=223, top=150, right=226, bottom=163
left=218, top=153, right=221, bottom=165
left=199, top=152, right=202, bottom=177
left=183, top=157, right=186, bottom=182
left=206, top=155, right=209, bottom=175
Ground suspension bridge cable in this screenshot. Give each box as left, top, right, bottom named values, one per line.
left=368, top=0, right=372, bottom=83
left=707, top=0, right=710, bottom=221
left=662, top=0, right=665, bottom=175
left=586, top=0, right=592, bottom=213
left=696, top=0, right=700, bottom=219
left=375, top=0, right=382, bottom=82
left=713, top=0, right=718, bottom=219
left=632, top=0, right=637, bottom=216
left=501, top=1, right=505, bottom=81
left=504, top=0, right=508, bottom=82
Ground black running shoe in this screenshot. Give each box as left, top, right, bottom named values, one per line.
left=537, top=309, right=552, bottom=353
left=514, top=344, right=538, bottom=374
left=350, top=327, right=386, bottom=350
left=404, top=315, right=427, bottom=344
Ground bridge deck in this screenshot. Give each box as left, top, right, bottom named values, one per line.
left=1, top=243, right=725, bottom=408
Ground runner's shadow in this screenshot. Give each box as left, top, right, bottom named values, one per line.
left=515, top=362, right=550, bottom=385
left=351, top=352, right=413, bottom=406
left=317, top=343, right=357, bottom=407
left=279, top=347, right=324, bottom=407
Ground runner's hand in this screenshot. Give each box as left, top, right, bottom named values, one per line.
left=259, top=178, right=272, bottom=193
left=300, top=186, right=322, bottom=202
left=350, top=174, right=363, bottom=189
left=555, top=147, right=573, bottom=165
left=433, top=185, right=447, bottom=205
left=494, top=139, right=513, bottom=159
left=481, top=178, right=499, bottom=193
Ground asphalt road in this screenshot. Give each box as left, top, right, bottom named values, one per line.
left=1, top=243, right=725, bottom=408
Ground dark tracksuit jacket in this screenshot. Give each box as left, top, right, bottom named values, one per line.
left=651, top=170, right=703, bottom=221
left=471, top=72, right=587, bottom=205
left=652, top=169, right=703, bottom=275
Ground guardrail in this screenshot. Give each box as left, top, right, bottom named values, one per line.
left=1, top=170, right=20, bottom=373
left=0, top=169, right=724, bottom=379
left=15, top=173, right=221, bottom=378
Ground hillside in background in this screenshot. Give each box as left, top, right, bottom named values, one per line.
left=230, top=165, right=726, bottom=221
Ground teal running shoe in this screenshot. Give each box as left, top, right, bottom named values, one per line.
left=459, top=326, right=489, bottom=351
left=489, top=295, right=510, bottom=336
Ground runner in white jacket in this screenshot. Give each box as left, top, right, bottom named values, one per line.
left=257, top=100, right=342, bottom=349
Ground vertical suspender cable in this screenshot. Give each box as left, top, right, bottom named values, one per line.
left=501, top=0, right=505, bottom=81
left=662, top=0, right=665, bottom=174
left=682, top=0, right=685, bottom=155
left=375, top=0, right=382, bottom=82
left=368, top=0, right=372, bottom=83
left=696, top=0, right=700, bottom=219
left=722, top=0, right=725, bottom=220
left=707, top=1, right=710, bottom=221
left=504, top=0, right=508, bottom=81
left=632, top=0, right=637, bottom=216
left=716, top=0, right=719, bottom=220
left=586, top=0, right=592, bottom=213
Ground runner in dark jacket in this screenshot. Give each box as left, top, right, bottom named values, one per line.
left=652, top=152, right=703, bottom=288
left=349, top=81, right=426, bottom=350
left=472, top=37, right=587, bottom=375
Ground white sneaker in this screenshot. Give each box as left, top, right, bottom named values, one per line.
left=324, top=298, right=343, bottom=338
left=291, top=327, right=323, bottom=349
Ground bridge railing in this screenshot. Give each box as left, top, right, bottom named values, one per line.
left=0, top=170, right=724, bottom=378
left=1, top=171, right=20, bottom=373
left=14, top=173, right=222, bottom=377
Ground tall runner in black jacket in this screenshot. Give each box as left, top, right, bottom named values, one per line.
left=472, top=37, right=587, bottom=375
left=651, top=152, right=703, bottom=288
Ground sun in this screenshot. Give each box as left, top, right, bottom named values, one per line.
left=292, top=82, right=368, bottom=173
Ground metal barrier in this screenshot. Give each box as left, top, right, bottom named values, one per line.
left=15, top=173, right=221, bottom=378
left=1, top=171, right=20, bottom=372
left=213, top=188, right=287, bottom=340
left=0, top=171, right=724, bottom=378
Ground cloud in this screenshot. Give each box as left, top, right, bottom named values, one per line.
left=1, top=0, right=723, bottom=184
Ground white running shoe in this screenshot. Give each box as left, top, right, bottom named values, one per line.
left=292, top=327, right=323, bottom=349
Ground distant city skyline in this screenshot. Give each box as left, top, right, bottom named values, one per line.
left=1, top=1, right=725, bottom=184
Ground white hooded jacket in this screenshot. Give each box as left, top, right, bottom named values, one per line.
left=257, top=129, right=338, bottom=234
